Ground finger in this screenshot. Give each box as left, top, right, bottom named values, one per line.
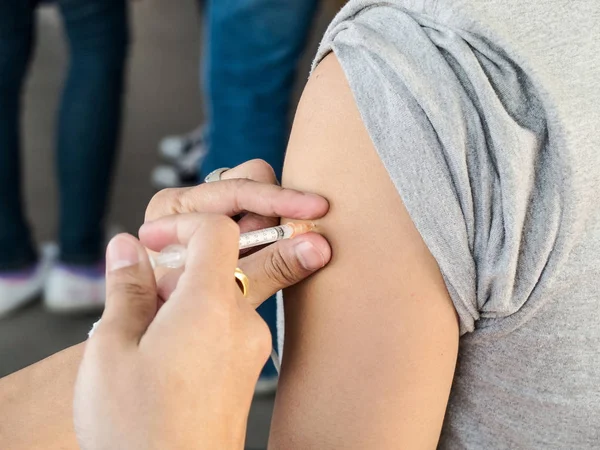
left=236, top=212, right=278, bottom=235
left=238, top=232, right=332, bottom=309
left=213, top=160, right=279, bottom=235
left=219, top=159, right=278, bottom=184
left=97, top=234, right=158, bottom=344
left=145, top=179, right=328, bottom=223
left=139, top=212, right=239, bottom=253
left=215, top=160, right=279, bottom=234
left=140, top=214, right=240, bottom=307
left=176, top=215, right=240, bottom=303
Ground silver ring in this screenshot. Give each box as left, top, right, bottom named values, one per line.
left=204, top=167, right=231, bottom=183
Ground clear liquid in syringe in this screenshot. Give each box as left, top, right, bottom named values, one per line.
left=239, top=226, right=286, bottom=249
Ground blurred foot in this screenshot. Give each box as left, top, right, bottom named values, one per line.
left=158, top=125, right=206, bottom=163
left=44, top=261, right=106, bottom=313
left=152, top=127, right=208, bottom=189
left=0, top=243, right=58, bottom=319
left=151, top=164, right=200, bottom=189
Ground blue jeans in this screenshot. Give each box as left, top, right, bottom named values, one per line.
left=201, top=0, right=318, bottom=179
left=200, top=0, right=319, bottom=377
left=0, top=0, right=129, bottom=270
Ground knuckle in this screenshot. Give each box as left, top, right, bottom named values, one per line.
left=246, top=159, right=277, bottom=183
left=122, top=282, right=155, bottom=300
left=146, top=188, right=182, bottom=221
left=131, top=293, right=156, bottom=317
left=109, top=280, right=155, bottom=304
left=228, top=178, right=252, bottom=213
left=232, top=177, right=251, bottom=191
left=107, top=281, right=156, bottom=319
left=264, top=246, right=299, bottom=286
left=169, top=188, right=188, bottom=214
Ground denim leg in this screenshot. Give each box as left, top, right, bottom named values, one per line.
left=56, top=0, right=129, bottom=265
left=201, top=0, right=319, bottom=179
left=0, top=2, right=37, bottom=270
left=202, top=0, right=319, bottom=377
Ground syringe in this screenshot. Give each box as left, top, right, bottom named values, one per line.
left=151, top=221, right=314, bottom=269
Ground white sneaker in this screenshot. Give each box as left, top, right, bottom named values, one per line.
left=151, top=143, right=207, bottom=190
left=152, top=127, right=208, bottom=189
left=0, top=243, right=58, bottom=319
left=158, top=125, right=206, bottom=163
left=151, top=165, right=191, bottom=189
left=44, top=262, right=106, bottom=313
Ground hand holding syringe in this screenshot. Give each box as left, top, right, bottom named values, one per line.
left=148, top=221, right=315, bottom=374
left=150, top=222, right=315, bottom=269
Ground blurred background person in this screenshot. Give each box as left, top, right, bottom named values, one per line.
left=153, top=0, right=320, bottom=394
left=0, top=0, right=129, bottom=316
left=153, top=0, right=319, bottom=187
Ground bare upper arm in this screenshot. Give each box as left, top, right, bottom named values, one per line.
left=269, top=54, right=459, bottom=449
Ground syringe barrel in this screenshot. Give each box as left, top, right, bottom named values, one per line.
left=238, top=224, right=292, bottom=250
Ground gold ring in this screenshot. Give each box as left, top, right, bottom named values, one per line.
left=234, top=267, right=249, bottom=298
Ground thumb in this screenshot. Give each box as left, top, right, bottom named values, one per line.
left=238, top=233, right=331, bottom=309
left=100, top=234, right=158, bottom=344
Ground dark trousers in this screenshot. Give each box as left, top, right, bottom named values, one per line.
left=0, top=0, right=129, bottom=269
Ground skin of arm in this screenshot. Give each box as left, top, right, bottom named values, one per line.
left=269, top=54, right=460, bottom=449
left=0, top=343, right=83, bottom=449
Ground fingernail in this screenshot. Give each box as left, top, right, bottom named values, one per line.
left=304, top=192, right=326, bottom=201
left=106, top=235, right=140, bottom=272
left=295, top=241, right=325, bottom=271
left=138, top=221, right=153, bottom=235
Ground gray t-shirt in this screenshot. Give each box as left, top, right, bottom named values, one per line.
left=311, top=0, right=600, bottom=447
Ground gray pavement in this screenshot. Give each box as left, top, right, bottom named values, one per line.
left=0, top=1, right=335, bottom=448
